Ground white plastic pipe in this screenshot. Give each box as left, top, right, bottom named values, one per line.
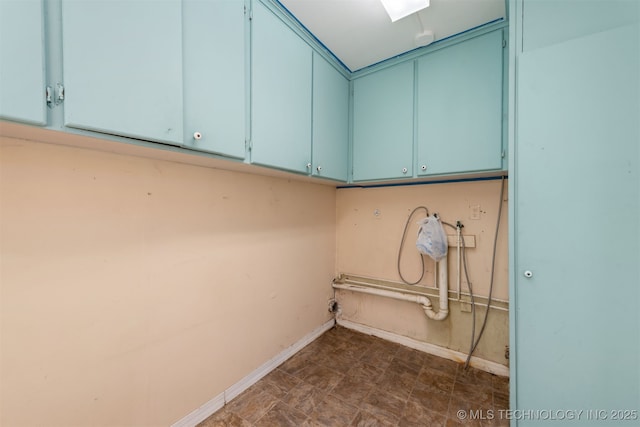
left=333, top=255, right=449, bottom=321
left=435, top=255, right=449, bottom=320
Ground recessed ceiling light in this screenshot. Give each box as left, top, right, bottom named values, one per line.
left=380, top=0, right=430, bottom=22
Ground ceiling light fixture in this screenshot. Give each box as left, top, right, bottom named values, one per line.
left=380, top=0, right=430, bottom=22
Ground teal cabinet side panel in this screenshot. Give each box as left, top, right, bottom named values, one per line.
left=182, top=0, right=245, bottom=159
left=515, top=21, right=639, bottom=421
left=0, top=0, right=46, bottom=125
left=352, top=62, right=414, bottom=182
left=61, top=0, right=183, bottom=145
left=251, top=1, right=312, bottom=174
left=312, top=53, right=348, bottom=182
left=522, top=0, right=639, bottom=52
left=417, top=30, right=503, bottom=176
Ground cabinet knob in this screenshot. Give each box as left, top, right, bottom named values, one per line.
left=193, top=131, right=202, bottom=140
left=402, top=167, right=408, bottom=174
left=316, top=166, right=322, bottom=173
left=421, top=165, right=427, bottom=171
left=524, top=270, right=533, bottom=278
left=306, top=163, right=312, bottom=169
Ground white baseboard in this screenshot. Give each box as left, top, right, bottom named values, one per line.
left=337, top=318, right=509, bottom=377
left=225, top=319, right=335, bottom=402
left=171, top=319, right=335, bottom=427
left=171, top=393, right=226, bottom=427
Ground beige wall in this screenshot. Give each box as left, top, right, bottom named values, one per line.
left=336, top=179, right=509, bottom=365
left=0, top=128, right=511, bottom=426
left=0, top=135, right=336, bottom=426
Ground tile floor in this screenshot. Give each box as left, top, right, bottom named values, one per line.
left=198, top=326, right=509, bottom=427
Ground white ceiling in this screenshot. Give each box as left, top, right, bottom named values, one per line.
left=278, top=0, right=506, bottom=71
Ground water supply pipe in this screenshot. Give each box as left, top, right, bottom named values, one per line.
left=333, top=255, right=449, bottom=321
left=456, top=223, right=462, bottom=301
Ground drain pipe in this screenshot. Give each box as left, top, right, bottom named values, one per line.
left=433, top=255, right=449, bottom=320
left=333, top=256, right=449, bottom=321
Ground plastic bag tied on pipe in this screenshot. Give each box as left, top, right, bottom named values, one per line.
left=416, top=215, right=448, bottom=261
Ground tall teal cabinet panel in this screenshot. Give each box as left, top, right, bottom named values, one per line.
left=182, top=0, right=246, bottom=159
left=512, top=2, right=639, bottom=424
left=312, top=53, right=349, bottom=182
left=352, top=62, right=414, bottom=182
left=416, top=31, right=503, bottom=176
left=251, top=1, right=312, bottom=174
left=0, top=0, right=46, bottom=125
left=61, top=1, right=184, bottom=145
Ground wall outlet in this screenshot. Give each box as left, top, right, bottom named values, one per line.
left=470, top=204, right=481, bottom=220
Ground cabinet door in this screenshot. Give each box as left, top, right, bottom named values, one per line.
left=352, top=62, right=414, bottom=182
left=312, top=53, right=348, bottom=182
left=0, top=0, right=46, bottom=125
left=251, top=1, right=312, bottom=174
left=61, top=0, right=183, bottom=144
left=514, top=18, right=639, bottom=420
left=416, top=31, right=503, bottom=176
left=182, top=0, right=246, bottom=159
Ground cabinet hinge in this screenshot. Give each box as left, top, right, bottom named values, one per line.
left=501, top=150, right=506, bottom=159
left=57, top=83, right=65, bottom=103
left=502, top=39, right=507, bottom=48
left=246, top=139, right=253, bottom=151
left=46, top=83, right=65, bottom=107
left=46, top=86, right=52, bottom=107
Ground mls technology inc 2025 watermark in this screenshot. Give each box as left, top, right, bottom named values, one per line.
left=456, top=409, right=639, bottom=422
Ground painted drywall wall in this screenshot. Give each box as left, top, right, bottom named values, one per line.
left=0, top=135, right=336, bottom=426
left=336, top=179, right=509, bottom=365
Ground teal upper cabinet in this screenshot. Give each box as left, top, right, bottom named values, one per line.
left=251, top=1, right=312, bottom=174
left=0, top=0, right=46, bottom=125
left=182, top=0, right=246, bottom=159
left=352, top=62, right=414, bottom=182
left=312, top=53, right=349, bottom=182
left=61, top=0, right=184, bottom=145
left=416, top=30, right=504, bottom=176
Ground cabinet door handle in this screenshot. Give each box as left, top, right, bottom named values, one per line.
left=316, top=166, right=322, bottom=173
left=193, top=132, right=202, bottom=140
left=421, top=165, right=427, bottom=171
left=306, top=163, right=312, bottom=169
left=524, top=270, right=533, bottom=278
left=402, top=167, right=408, bottom=174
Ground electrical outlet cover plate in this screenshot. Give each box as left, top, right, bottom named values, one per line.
left=470, top=204, right=481, bottom=220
